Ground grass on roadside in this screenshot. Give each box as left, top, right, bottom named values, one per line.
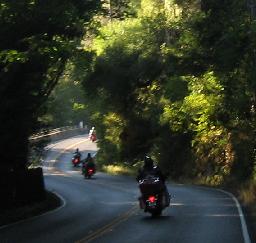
left=237, top=180, right=256, bottom=241
left=238, top=181, right=256, bottom=206
left=101, top=163, right=139, bottom=176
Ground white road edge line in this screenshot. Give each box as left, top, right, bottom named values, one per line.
left=217, top=189, right=251, bottom=243
left=0, top=137, right=89, bottom=230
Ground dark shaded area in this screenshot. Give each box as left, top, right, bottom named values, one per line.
left=243, top=205, right=256, bottom=243
left=0, top=0, right=101, bottom=207
left=0, top=167, right=45, bottom=209
left=0, top=190, right=61, bottom=226
left=120, top=118, right=156, bottom=161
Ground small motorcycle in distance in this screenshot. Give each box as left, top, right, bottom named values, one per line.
left=72, top=155, right=81, bottom=167
left=89, top=133, right=96, bottom=142
left=89, top=127, right=97, bottom=142
left=82, top=165, right=95, bottom=179
left=138, top=176, right=168, bottom=217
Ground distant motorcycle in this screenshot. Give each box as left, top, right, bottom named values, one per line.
left=89, top=127, right=96, bottom=142
left=138, top=176, right=168, bottom=216
left=89, top=133, right=96, bottom=142
left=82, top=165, right=95, bottom=179
left=72, top=155, right=81, bottom=167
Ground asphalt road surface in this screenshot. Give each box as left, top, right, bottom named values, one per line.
left=0, top=135, right=252, bottom=243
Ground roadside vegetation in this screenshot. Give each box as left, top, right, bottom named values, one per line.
left=80, top=0, right=256, bottom=201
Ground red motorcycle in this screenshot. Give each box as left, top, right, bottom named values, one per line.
left=72, top=156, right=81, bottom=167
left=82, top=165, right=95, bottom=179
left=90, top=133, right=96, bottom=142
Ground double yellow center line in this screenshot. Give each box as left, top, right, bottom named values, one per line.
left=49, top=138, right=139, bottom=243
left=76, top=205, right=138, bottom=243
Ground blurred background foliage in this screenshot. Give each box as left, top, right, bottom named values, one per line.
left=76, top=0, right=256, bottom=188
left=2, top=0, right=256, bottom=190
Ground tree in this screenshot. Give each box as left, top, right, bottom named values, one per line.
left=78, top=0, right=256, bottom=186
left=0, top=0, right=101, bottom=205
left=82, top=11, right=167, bottom=163
left=40, top=61, right=90, bottom=128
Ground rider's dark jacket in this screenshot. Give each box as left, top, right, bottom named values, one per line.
left=83, top=156, right=95, bottom=169
left=136, top=165, right=166, bottom=182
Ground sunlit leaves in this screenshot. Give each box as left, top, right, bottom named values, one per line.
left=160, top=100, right=186, bottom=132
left=0, top=50, right=27, bottom=64
left=91, top=18, right=151, bottom=56
left=73, top=102, right=85, bottom=110
left=183, top=72, right=224, bottom=133
left=103, top=112, right=126, bottom=146
left=78, top=0, right=256, bottom=184
left=160, top=72, right=224, bottom=133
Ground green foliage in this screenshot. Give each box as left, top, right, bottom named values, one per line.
left=94, top=112, right=125, bottom=165
left=108, top=0, right=140, bottom=19
left=0, top=0, right=101, bottom=171
left=182, top=72, right=224, bottom=131
left=82, top=10, right=168, bottom=163
left=41, top=63, right=90, bottom=127
left=71, top=0, right=256, bottom=187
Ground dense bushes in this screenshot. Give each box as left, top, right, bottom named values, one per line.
left=80, top=0, right=256, bottom=187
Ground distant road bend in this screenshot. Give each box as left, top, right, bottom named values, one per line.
left=0, top=135, right=252, bottom=243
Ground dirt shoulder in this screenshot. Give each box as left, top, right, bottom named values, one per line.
left=0, top=191, right=61, bottom=227
left=241, top=203, right=256, bottom=242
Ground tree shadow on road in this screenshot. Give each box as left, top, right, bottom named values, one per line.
left=141, top=214, right=172, bottom=222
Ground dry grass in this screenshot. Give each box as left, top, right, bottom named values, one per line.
left=238, top=181, right=256, bottom=206
left=102, top=164, right=137, bottom=176
left=237, top=181, right=256, bottom=241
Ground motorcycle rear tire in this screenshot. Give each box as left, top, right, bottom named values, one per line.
left=151, top=208, right=162, bottom=217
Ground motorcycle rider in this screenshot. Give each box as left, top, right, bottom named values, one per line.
left=89, top=127, right=96, bottom=141
left=73, top=148, right=82, bottom=159
left=82, top=153, right=96, bottom=173
left=137, top=155, right=170, bottom=207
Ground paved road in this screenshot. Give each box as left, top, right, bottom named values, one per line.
left=0, top=135, right=252, bottom=243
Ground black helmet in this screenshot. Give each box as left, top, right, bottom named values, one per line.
left=144, top=155, right=153, bottom=168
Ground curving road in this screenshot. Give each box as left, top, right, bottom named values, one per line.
left=0, top=135, right=252, bottom=243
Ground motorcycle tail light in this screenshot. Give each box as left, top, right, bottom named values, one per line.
left=148, top=196, right=156, bottom=203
